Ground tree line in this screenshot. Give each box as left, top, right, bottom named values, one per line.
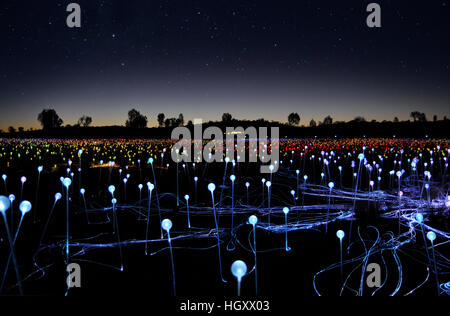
left=1, top=108, right=447, bottom=134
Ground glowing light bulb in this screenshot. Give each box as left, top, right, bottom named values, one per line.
left=184, top=194, right=189, bottom=201
left=63, top=177, right=72, bottom=188
left=231, top=260, right=247, bottom=280
left=148, top=158, right=154, bottom=164
left=147, top=182, right=154, bottom=191
left=38, top=166, right=43, bottom=173
left=336, top=230, right=345, bottom=240
left=230, top=175, right=236, bottom=182
left=282, top=207, right=289, bottom=215
left=138, top=184, right=143, bottom=190
left=162, top=218, right=173, bottom=232
left=416, top=213, right=424, bottom=223
left=55, top=193, right=62, bottom=201
left=19, top=200, right=32, bottom=214
left=427, top=231, right=436, bottom=242
left=266, top=181, right=271, bottom=188
left=111, top=198, right=117, bottom=205
left=21, top=176, right=27, bottom=184
left=9, top=194, right=15, bottom=202
left=80, top=188, right=85, bottom=195
left=108, top=185, right=115, bottom=194
left=248, top=215, right=258, bottom=226
left=194, top=177, right=198, bottom=182
left=296, top=169, right=300, bottom=175
left=358, top=154, right=365, bottom=160
left=245, top=182, right=250, bottom=188
left=304, top=175, right=308, bottom=181
left=208, top=183, right=216, bottom=192
left=2, top=174, right=6, bottom=181
left=328, top=182, right=334, bottom=189
left=0, top=195, right=11, bottom=213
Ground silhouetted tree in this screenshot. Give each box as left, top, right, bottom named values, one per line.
left=222, top=113, right=232, bottom=123
left=37, top=109, right=63, bottom=130
left=78, top=115, right=93, bottom=127
left=288, top=112, right=300, bottom=125
left=394, top=117, right=399, bottom=123
left=164, top=118, right=178, bottom=128
left=125, top=109, right=148, bottom=128
left=309, top=119, right=317, bottom=127
left=322, top=115, right=333, bottom=125
left=410, top=111, right=427, bottom=122
left=433, top=115, right=438, bottom=122
left=177, top=113, right=184, bottom=126
left=157, top=113, right=165, bottom=127
left=444, top=116, right=448, bottom=121
left=353, top=116, right=366, bottom=123
left=18, top=127, right=24, bottom=133
left=8, top=126, right=16, bottom=133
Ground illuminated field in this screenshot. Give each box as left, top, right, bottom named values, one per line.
left=0, top=138, right=449, bottom=296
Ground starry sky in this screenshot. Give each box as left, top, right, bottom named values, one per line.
left=0, top=0, right=449, bottom=130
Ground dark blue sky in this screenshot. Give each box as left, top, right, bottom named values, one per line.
left=0, top=0, right=449, bottom=129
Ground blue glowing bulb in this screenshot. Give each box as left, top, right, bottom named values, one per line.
left=0, top=196, right=11, bottom=213
left=425, top=183, right=430, bottom=190
left=269, top=165, right=274, bottom=172
left=266, top=181, right=271, bottom=188
left=230, top=175, right=236, bottom=182
left=296, top=169, right=300, bottom=175
left=304, top=175, right=308, bottom=181
left=290, top=190, right=295, bottom=196
left=148, top=158, right=154, bottom=164
left=416, top=213, right=424, bottom=223
left=396, top=171, right=402, bottom=178
left=161, top=218, right=173, bottom=232
left=38, top=166, right=43, bottom=173
left=80, top=188, right=85, bottom=195
left=55, top=193, right=62, bottom=201
left=8, top=194, right=15, bottom=202
left=225, top=157, right=230, bottom=163
left=248, top=215, right=258, bottom=226
left=19, top=200, right=32, bottom=214
left=245, top=182, right=250, bottom=188
left=21, top=176, right=27, bottom=184
left=328, top=182, right=334, bottom=189
left=194, top=176, right=198, bottom=182
left=2, top=174, right=6, bottom=181
left=123, top=178, right=127, bottom=184
left=358, top=153, right=365, bottom=160
left=138, top=184, right=143, bottom=190
left=208, top=183, right=216, bottom=192
left=262, top=178, right=266, bottom=183
left=108, top=185, right=116, bottom=194
left=147, top=182, right=154, bottom=191
left=336, top=230, right=345, bottom=240
left=427, top=231, right=436, bottom=242
left=283, top=207, right=289, bottom=215
left=63, top=177, right=72, bottom=188
left=184, top=194, right=189, bottom=201
left=231, top=260, right=247, bottom=280
left=111, top=198, right=117, bottom=205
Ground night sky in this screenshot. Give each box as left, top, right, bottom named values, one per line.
left=0, top=0, right=449, bottom=130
